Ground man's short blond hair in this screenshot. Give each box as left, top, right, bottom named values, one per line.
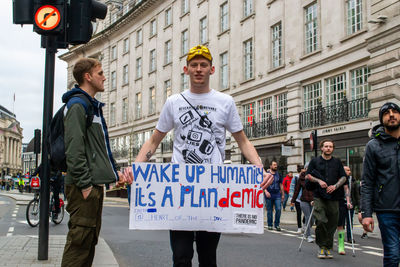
left=73, top=58, right=101, bottom=85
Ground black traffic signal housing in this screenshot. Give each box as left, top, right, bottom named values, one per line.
left=67, top=0, right=107, bottom=45
left=33, top=0, right=66, bottom=35
left=34, top=129, right=41, bottom=154
left=12, top=0, right=34, bottom=24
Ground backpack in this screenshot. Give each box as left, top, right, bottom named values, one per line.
left=48, top=93, right=94, bottom=172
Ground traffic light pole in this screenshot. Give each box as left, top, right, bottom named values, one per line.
left=38, top=35, right=57, bottom=261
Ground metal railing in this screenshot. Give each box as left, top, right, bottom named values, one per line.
left=299, top=97, right=370, bottom=130
left=243, top=116, right=287, bottom=138
left=161, top=140, right=173, bottom=153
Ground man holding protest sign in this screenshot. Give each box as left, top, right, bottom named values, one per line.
left=120, top=45, right=273, bottom=267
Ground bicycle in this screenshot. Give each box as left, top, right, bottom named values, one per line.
left=26, top=185, right=65, bottom=227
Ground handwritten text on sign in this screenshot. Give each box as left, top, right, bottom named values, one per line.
left=129, top=163, right=265, bottom=234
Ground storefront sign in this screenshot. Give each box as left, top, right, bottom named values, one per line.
left=129, top=163, right=265, bottom=234
left=281, top=145, right=292, bottom=156
left=321, top=126, right=347, bottom=135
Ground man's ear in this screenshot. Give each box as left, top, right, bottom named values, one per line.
left=84, top=72, right=92, bottom=82
left=183, top=65, right=189, bottom=74
left=210, top=66, right=215, bottom=75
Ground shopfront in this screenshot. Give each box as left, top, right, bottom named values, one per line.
left=303, top=129, right=370, bottom=180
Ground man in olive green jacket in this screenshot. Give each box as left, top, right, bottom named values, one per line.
left=61, top=58, right=121, bottom=267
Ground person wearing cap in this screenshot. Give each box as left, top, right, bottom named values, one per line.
left=361, top=102, right=400, bottom=267
left=121, top=45, right=273, bottom=266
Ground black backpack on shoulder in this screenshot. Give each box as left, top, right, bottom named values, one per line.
left=48, top=93, right=94, bottom=172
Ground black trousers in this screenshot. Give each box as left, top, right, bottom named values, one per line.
left=170, top=230, right=221, bottom=267
left=295, top=201, right=302, bottom=228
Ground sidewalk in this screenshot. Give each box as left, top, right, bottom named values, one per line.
left=0, top=190, right=119, bottom=267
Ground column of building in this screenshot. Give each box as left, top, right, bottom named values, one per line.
left=285, top=82, right=303, bottom=173
left=366, top=6, right=400, bottom=121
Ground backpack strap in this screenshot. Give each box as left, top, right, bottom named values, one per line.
left=67, top=93, right=94, bottom=127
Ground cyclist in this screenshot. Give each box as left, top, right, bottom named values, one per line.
left=32, top=164, right=63, bottom=218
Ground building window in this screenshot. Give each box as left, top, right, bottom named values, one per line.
left=243, top=102, right=255, bottom=127
left=149, top=87, right=156, bottom=114
left=220, top=2, right=229, bottom=33
left=220, top=52, right=229, bottom=89
left=123, top=65, right=129, bottom=85
left=326, top=73, right=346, bottom=106
left=181, top=29, right=189, bottom=55
left=135, top=92, right=142, bottom=119
left=347, top=0, right=363, bottom=35
left=110, top=102, right=116, bottom=126
left=165, top=40, right=172, bottom=65
left=303, top=81, right=322, bottom=111
left=149, top=49, right=156, bottom=72
left=305, top=2, right=318, bottom=54
left=111, top=45, right=117, bottom=60
left=181, top=0, right=189, bottom=15
left=181, top=73, right=188, bottom=91
left=258, top=97, right=272, bottom=121
left=150, top=19, right=157, bottom=37
left=164, top=79, right=172, bottom=101
left=275, top=93, right=287, bottom=117
left=200, top=16, right=208, bottom=44
left=271, top=22, right=282, bottom=68
left=111, top=71, right=116, bottom=90
left=123, top=38, right=129, bottom=53
left=136, top=57, right=142, bottom=78
left=243, top=39, right=253, bottom=80
left=351, top=67, right=370, bottom=99
left=136, top=29, right=143, bottom=46
left=243, top=0, right=253, bottom=18
left=165, top=7, right=172, bottom=27
left=122, top=98, right=128, bottom=123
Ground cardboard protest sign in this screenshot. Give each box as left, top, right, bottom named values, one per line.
left=129, top=163, right=265, bottom=234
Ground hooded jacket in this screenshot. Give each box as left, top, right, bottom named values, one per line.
left=62, top=86, right=118, bottom=189
left=361, top=124, right=400, bottom=218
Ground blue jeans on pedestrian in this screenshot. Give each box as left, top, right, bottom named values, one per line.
left=376, top=212, right=400, bottom=267
left=265, top=197, right=281, bottom=228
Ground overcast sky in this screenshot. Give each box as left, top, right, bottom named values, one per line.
left=1, top=2, right=67, bottom=143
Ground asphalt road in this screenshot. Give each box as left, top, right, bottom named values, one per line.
left=0, top=194, right=384, bottom=267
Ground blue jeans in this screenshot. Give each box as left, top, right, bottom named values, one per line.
left=282, top=192, right=289, bottom=210
left=265, top=197, right=282, bottom=228
left=376, top=212, right=400, bottom=267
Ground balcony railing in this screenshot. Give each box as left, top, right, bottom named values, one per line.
left=243, top=116, right=287, bottom=139
left=299, top=97, right=370, bottom=130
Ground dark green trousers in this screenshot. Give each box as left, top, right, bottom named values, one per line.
left=61, top=184, right=104, bottom=267
left=313, top=198, right=339, bottom=250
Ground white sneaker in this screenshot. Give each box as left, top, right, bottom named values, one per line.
left=307, top=236, right=314, bottom=243
left=297, top=228, right=302, bottom=233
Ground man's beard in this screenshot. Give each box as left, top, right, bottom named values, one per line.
left=384, top=121, right=400, bottom=131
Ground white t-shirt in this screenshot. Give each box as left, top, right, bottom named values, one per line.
left=156, top=89, right=243, bottom=164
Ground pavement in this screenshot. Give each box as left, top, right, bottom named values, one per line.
left=0, top=189, right=381, bottom=266
left=0, top=189, right=119, bottom=267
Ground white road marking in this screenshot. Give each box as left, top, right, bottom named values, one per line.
left=8, top=227, right=14, bottom=232
left=6, top=233, right=12, bottom=237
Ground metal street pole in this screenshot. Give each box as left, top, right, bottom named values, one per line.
left=314, top=130, right=318, bottom=158
left=38, top=35, right=57, bottom=261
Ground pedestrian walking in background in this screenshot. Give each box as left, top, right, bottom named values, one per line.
left=305, top=139, right=347, bottom=259
left=344, top=166, right=359, bottom=243
left=282, top=171, right=294, bottom=211
left=290, top=164, right=304, bottom=233
left=265, top=161, right=284, bottom=231
left=336, top=172, right=352, bottom=255
left=119, top=45, right=273, bottom=267
left=361, top=102, right=400, bottom=267
left=61, top=58, right=122, bottom=267
left=291, top=164, right=314, bottom=243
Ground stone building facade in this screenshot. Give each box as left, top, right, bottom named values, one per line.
left=0, top=105, right=23, bottom=177
left=60, top=0, right=400, bottom=178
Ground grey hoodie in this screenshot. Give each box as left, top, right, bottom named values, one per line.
left=361, top=124, right=400, bottom=218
